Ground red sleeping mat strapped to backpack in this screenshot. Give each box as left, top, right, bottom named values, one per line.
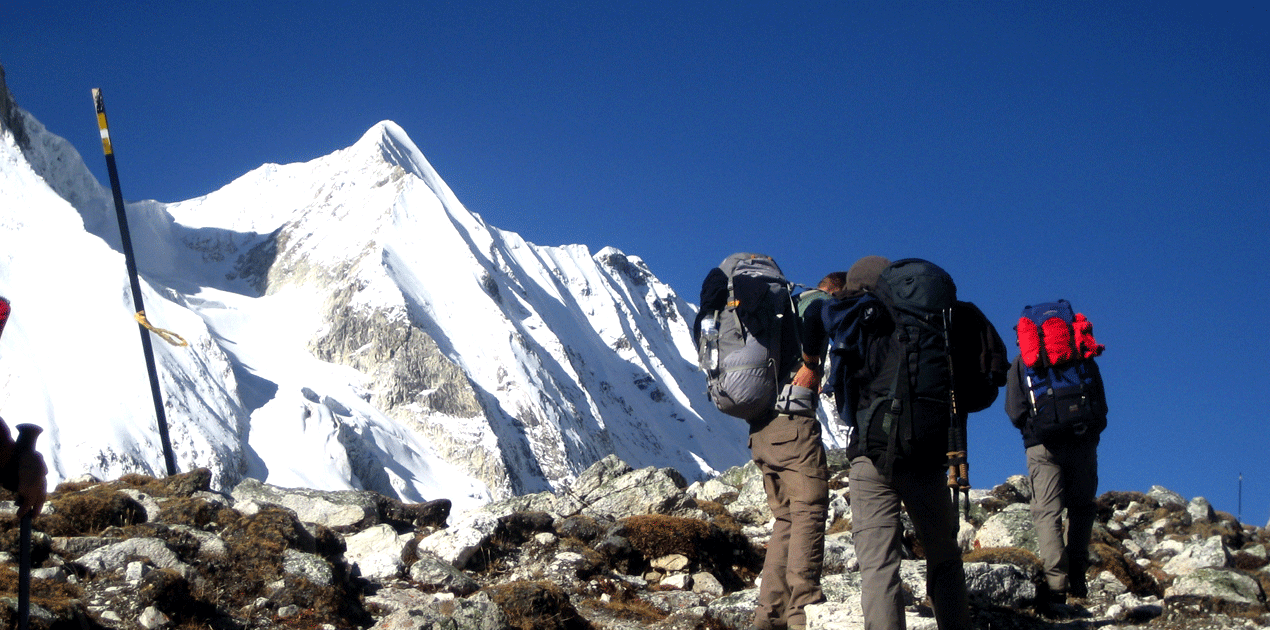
left=1017, top=303, right=1103, bottom=369
left=0, top=297, right=10, bottom=339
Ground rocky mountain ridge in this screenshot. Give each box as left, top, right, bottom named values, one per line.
left=1, top=454, right=1265, bottom=630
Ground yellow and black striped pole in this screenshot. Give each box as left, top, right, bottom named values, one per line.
left=92, top=88, right=178, bottom=477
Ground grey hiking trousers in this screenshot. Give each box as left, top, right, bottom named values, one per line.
left=850, top=456, right=971, bottom=630
left=749, top=413, right=830, bottom=630
left=1027, top=440, right=1099, bottom=595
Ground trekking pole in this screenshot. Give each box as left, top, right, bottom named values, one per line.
left=92, top=88, right=178, bottom=477
left=1, top=298, right=40, bottom=630
left=12, top=424, right=41, bottom=630
left=942, top=309, right=971, bottom=527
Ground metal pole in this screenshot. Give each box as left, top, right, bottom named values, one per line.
left=92, top=89, right=177, bottom=476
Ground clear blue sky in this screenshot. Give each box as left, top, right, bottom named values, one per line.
left=5, top=2, right=1269, bottom=524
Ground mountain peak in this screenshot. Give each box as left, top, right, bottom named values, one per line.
left=349, top=120, right=465, bottom=213
left=354, top=120, right=427, bottom=176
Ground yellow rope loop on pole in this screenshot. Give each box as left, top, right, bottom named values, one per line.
left=134, top=310, right=188, bottom=347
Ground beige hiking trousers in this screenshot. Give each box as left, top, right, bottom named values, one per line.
left=749, top=413, right=830, bottom=630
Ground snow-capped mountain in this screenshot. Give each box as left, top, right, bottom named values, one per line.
left=1, top=70, right=830, bottom=515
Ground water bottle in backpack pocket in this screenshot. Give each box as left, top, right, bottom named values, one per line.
left=698, top=314, right=720, bottom=372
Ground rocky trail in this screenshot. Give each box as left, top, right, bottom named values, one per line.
left=0, top=452, right=1265, bottom=630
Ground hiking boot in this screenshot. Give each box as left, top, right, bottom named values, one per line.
left=1036, top=584, right=1067, bottom=616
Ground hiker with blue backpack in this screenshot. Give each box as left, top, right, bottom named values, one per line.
left=694, top=253, right=829, bottom=630
left=1006, top=300, right=1108, bottom=608
left=805, top=256, right=1008, bottom=630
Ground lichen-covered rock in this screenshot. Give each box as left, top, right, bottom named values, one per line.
left=231, top=477, right=379, bottom=530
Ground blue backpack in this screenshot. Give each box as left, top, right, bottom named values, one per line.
left=1016, top=300, right=1108, bottom=442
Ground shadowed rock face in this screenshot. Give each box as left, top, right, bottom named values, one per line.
left=304, top=282, right=515, bottom=497
left=309, top=284, right=481, bottom=419
left=0, top=62, right=31, bottom=151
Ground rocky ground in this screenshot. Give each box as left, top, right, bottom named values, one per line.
left=0, top=451, right=1266, bottom=630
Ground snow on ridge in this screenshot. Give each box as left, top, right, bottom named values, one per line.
left=3, top=103, right=756, bottom=507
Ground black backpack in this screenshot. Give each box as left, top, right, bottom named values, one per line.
left=1016, top=300, right=1108, bottom=443
left=696, top=253, right=799, bottom=421
left=833, top=259, right=1006, bottom=476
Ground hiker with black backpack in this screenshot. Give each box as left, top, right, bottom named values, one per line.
left=694, top=253, right=829, bottom=630
left=806, top=256, right=1007, bottom=630
left=1006, top=300, right=1108, bottom=609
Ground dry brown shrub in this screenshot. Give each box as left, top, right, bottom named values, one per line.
left=1191, top=514, right=1249, bottom=550
left=1088, top=541, right=1162, bottom=597
left=963, top=546, right=1043, bottom=575
left=485, top=580, right=593, bottom=630
left=137, top=567, right=197, bottom=616
left=1233, top=549, right=1269, bottom=571
left=577, top=596, right=665, bottom=623
left=621, top=514, right=760, bottom=590
left=196, top=505, right=299, bottom=606
left=0, top=560, right=86, bottom=628
left=827, top=515, right=852, bottom=536
left=117, top=468, right=212, bottom=498
left=115, top=473, right=172, bottom=495
left=1095, top=490, right=1156, bottom=521
left=34, top=485, right=147, bottom=536
left=156, top=496, right=238, bottom=530
left=695, top=499, right=743, bottom=535
left=189, top=505, right=366, bottom=627
left=623, top=514, right=716, bottom=560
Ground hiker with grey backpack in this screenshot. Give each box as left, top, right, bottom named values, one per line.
left=695, top=253, right=829, bottom=630
left=1006, top=299, right=1108, bottom=609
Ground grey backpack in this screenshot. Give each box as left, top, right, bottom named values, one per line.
left=698, top=253, right=799, bottom=421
